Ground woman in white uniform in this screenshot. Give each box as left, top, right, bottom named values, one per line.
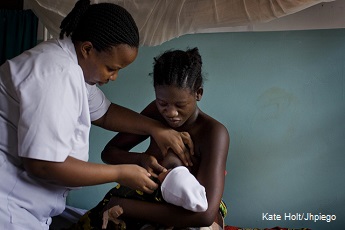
left=0, top=1, right=193, bottom=229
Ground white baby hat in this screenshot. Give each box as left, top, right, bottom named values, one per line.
left=160, top=166, right=208, bottom=212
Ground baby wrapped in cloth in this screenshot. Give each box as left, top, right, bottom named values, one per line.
left=73, top=166, right=208, bottom=229
left=160, top=166, right=208, bottom=212
left=102, top=166, right=208, bottom=229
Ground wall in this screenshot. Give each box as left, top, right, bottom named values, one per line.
left=67, top=28, right=345, bottom=230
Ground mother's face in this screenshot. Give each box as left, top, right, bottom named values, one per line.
left=77, top=42, right=138, bottom=86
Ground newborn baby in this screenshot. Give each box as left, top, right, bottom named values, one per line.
left=158, top=165, right=208, bottom=212
left=102, top=152, right=208, bottom=229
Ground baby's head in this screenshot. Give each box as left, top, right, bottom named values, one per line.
left=159, top=166, right=208, bottom=212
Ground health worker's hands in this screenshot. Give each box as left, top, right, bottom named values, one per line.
left=152, top=130, right=194, bottom=167
left=115, top=164, right=158, bottom=194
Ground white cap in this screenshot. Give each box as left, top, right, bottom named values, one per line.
left=160, top=166, right=208, bottom=212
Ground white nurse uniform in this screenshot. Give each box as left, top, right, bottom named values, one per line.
left=0, top=37, right=110, bottom=229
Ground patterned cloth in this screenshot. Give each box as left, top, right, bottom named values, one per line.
left=69, top=183, right=227, bottom=230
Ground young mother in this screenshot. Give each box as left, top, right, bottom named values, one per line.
left=76, top=47, right=230, bottom=229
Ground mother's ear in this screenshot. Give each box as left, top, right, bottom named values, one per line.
left=195, top=87, right=203, bottom=101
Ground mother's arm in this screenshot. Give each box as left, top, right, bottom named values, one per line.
left=101, top=101, right=169, bottom=176
left=102, top=101, right=193, bottom=175
left=96, top=102, right=194, bottom=166
left=112, top=122, right=230, bottom=227
left=102, top=130, right=167, bottom=177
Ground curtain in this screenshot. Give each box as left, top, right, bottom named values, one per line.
left=0, top=9, right=38, bottom=65
left=25, top=0, right=334, bottom=46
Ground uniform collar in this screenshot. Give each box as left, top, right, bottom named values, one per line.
left=57, top=37, right=78, bottom=64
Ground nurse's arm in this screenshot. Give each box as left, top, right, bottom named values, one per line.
left=92, top=103, right=193, bottom=166
left=21, top=156, right=158, bottom=193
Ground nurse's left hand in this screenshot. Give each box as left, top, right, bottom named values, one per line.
left=152, top=129, right=194, bottom=167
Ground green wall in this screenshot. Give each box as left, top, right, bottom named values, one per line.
left=68, top=29, right=345, bottom=230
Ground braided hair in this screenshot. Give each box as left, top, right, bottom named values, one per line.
left=59, top=0, right=139, bottom=51
left=152, top=47, right=203, bottom=92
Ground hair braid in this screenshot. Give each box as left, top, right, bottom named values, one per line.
left=59, top=0, right=139, bottom=51
left=59, top=0, right=90, bottom=39
left=186, top=47, right=203, bottom=90
left=152, top=47, right=204, bottom=92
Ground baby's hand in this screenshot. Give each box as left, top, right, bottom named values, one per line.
left=140, top=153, right=166, bottom=178
left=158, top=169, right=172, bottom=183
left=102, top=205, right=125, bottom=229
